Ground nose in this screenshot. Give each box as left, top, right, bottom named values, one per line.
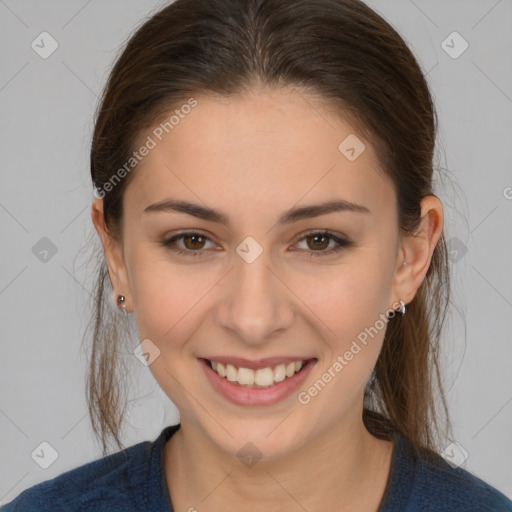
left=215, top=245, right=295, bottom=345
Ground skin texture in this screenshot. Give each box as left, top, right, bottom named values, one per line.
left=91, top=86, right=443, bottom=511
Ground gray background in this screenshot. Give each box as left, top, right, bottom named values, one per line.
left=1, top=0, right=511, bottom=505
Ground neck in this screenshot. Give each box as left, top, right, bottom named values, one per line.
left=164, top=409, right=394, bottom=512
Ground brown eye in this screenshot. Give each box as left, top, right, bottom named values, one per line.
left=161, top=230, right=352, bottom=259
left=161, top=231, right=216, bottom=257
left=182, top=233, right=207, bottom=250
left=294, top=230, right=353, bottom=258
left=305, top=234, right=331, bottom=251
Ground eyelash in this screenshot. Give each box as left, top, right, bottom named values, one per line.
left=161, top=230, right=353, bottom=258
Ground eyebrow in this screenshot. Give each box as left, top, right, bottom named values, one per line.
left=143, top=198, right=371, bottom=226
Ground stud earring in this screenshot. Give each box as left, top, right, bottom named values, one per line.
left=117, top=295, right=127, bottom=315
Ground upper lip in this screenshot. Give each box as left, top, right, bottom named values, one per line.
left=201, top=356, right=316, bottom=370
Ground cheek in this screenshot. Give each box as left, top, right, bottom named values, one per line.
left=288, top=257, right=393, bottom=407
left=290, top=259, right=391, bottom=346
left=129, top=256, right=211, bottom=413
left=128, top=247, right=209, bottom=345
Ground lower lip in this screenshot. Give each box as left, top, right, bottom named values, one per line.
left=198, top=358, right=317, bottom=406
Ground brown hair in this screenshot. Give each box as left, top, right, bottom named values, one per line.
left=84, top=0, right=453, bottom=457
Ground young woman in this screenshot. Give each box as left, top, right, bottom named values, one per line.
left=3, top=0, right=511, bottom=511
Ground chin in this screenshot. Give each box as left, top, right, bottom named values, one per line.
left=205, top=418, right=306, bottom=464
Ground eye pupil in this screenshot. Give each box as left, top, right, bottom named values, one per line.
left=184, top=234, right=205, bottom=250
left=307, top=234, right=329, bottom=250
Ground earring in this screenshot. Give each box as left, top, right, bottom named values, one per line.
left=396, top=262, right=407, bottom=316
left=388, top=299, right=406, bottom=320
left=117, top=295, right=127, bottom=315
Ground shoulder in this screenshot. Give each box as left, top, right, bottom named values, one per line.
left=390, top=434, right=512, bottom=512
left=1, top=438, right=153, bottom=512
left=412, top=457, right=512, bottom=511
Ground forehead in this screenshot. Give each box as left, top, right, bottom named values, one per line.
left=126, top=88, right=395, bottom=219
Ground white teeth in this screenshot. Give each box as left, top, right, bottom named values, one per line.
left=254, top=367, right=275, bottom=387
left=216, top=362, right=226, bottom=377
left=238, top=367, right=255, bottom=385
left=209, top=359, right=308, bottom=388
left=274, top=364, right=286, bottom=383
left=226, top=364, right=238, bottom=382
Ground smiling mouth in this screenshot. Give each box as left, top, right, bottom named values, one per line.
left=203, top=358, right=316, bottom=389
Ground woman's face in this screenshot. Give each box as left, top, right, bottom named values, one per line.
left=95, top=86, right=413, bottom=460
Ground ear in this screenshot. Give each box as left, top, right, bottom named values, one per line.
left=391, top=195, right=444, bottom=307
left=91, top=198, right=133, bottom=312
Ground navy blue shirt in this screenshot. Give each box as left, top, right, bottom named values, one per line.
left=2, top=423, right=511, bottom=511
